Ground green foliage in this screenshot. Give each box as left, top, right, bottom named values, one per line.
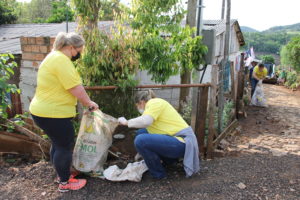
left=17, top=0, right=52, bottom=23
left=130, top=0, right=207, bottom=83
left=262, top=55, right=275, bottom=64
left=17, top=0, right=74, bottom=23
left=46, top=0, right=74, bottom=23
left=0, top=0, right=18, bottom=24
left=280, top=45, right=292, bottom=67
left=243, top=32, right=298, bottom=54
left=284, top=71, right=300, bottom=90
left=72, top=0, right=101, bottom=28
left=222, top=101, right=234, bottom=130
left=99, top=0, right=124, bottom=20
left=73, top=1, right=140, bottom=117
left=0, top=54, right=20, bottom=120
left=284, top=35, right=300, bottom=72
left=76, top=28, right=139, bottom=88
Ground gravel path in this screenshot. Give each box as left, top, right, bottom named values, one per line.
left=0, top=85, right=299, bottom=200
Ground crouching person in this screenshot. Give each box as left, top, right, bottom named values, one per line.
left=118, top=90, right=200, bottom=179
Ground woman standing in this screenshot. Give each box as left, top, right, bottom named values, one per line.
left=118, top=90, right=200, bottom=179
left=29, top=32, right=98, bottom=192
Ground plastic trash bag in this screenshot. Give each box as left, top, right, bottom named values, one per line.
left=103, top=160, right=148, bottom=182
left=73, top=110, right=118, bottom=177
left=250, top=80, right=268, bottom=107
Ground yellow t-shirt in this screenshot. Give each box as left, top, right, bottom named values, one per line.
left=253, top=66, right=268, bottom=79
left=143, top=98, right=189, bottom=142
left=29, top=51, right=82, bottom=118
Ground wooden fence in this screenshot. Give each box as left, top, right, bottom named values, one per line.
left=85, top=83, right=218, bottom=158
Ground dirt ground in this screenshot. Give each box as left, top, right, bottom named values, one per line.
left=0, top=84, right=299, bottom=200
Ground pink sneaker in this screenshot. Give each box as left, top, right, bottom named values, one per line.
left=58, top=178, right=87, bottom=192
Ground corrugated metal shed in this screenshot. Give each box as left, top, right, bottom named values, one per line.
left=0, top=21, right=115, bottom=54
left=0, top=19, right=245, bottom=54
left=202, top=19, right=245, bottom=45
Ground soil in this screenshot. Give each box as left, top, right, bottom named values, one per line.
left=0, top=84, right=299, bottom=200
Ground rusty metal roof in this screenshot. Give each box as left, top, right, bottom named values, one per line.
left=0, top=19, right=245, bottom=54
left=0, top=21, right=115, bottom=54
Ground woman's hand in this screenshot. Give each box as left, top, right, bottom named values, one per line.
left=87, top=101, right=99, bottom=112
left=118, top=117, right=128, bottom=126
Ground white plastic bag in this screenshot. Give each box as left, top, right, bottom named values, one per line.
left=103, top=160, right=148, bottom=182
left=73, top=110, right=118, bottom=177
left=250, top=80, right=267, bottom=107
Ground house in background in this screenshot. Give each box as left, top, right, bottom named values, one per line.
left=0, top=19, right=245, bottom=113
left=136, top=19, right=245, bottom=106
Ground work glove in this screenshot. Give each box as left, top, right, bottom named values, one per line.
left=118, top=117, right=128, bottom=126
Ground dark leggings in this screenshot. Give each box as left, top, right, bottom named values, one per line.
left=251, top=78, right=258, bottom=97
left=32, top=115, right=74, bottom=182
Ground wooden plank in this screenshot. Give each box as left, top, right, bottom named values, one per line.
left=0, top=131, right=44, bottom=158
left=207, top=65, right=218, bottom=159
left=196, top=86, right=209, bottom=155
left=190, top=86, right=199, bottom=132
left=6, top=119, right=50, bottom=152
left=213, top=119, right=238, bottom=147
left=85, top=83, right=211, bottom=90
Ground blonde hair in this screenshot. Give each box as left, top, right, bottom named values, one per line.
left=135, top=90, right=156, bottom=103
left=53, top=32, right=85, bottom=51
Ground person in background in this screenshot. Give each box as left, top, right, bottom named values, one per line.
left=249, top=60, right=258, bottom=89
left=251, top=63, right=268, bottom=96
left=29, top=32, right=98, bottom=192
left=278, top=69, right=287, bottom=85
left=118, top=90, right=200, bottom=179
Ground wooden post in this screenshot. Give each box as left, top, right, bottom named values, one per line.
left=196, top=86, right=209, bottom=156
left=207, top=65, right=218, bottom=159
left=230, top=62, right=236, bottom=102
left=236, top=53, right=245, bottom=118
left=230, top=61, right=237, bottom=118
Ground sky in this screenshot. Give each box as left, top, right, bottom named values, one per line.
left=17, top=0, right=300, bottom=31
left=202, top=0, right=300, bottom=31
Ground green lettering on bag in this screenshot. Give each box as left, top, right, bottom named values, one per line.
left=80, top=143, right=96, bottom=153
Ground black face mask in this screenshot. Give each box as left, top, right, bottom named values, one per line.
left=71, top=52, right=81, bottom=61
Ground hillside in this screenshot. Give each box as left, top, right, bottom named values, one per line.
left=241, top=23, right=300, bottom=58
left=241, top=26, right=259, bottom=33
left=264, top=23, right=300, bottom=33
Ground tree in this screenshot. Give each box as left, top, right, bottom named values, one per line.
left=0, top=0, right=18, bottom=25
left=262, top=55, right=275, bottom=64
left=280, top=45, right=291, bottom=67
left=72, top=0, right=140, bottom=117
left=46, top=0, right=74, bottom=23
left=130, top=0, right=207, bottom=83
left=17, top=0, right=52, bottom=23
left=242, top=32, right=298, bottom=55
left=99, top=0, right=123, bottom=20
left=285, top=35, right=300, bottom=72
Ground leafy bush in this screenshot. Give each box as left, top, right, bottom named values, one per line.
left=75, top=14, right=140, bottom=117
left=283, top=35, right=300, bottom=72
left=262, top=55, right=275, bottom=64
left=222, top=101, right=234, bottom=130
left=0, top=54, right=20, bottom=119
left=284, top=71, right=300, bottom=90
